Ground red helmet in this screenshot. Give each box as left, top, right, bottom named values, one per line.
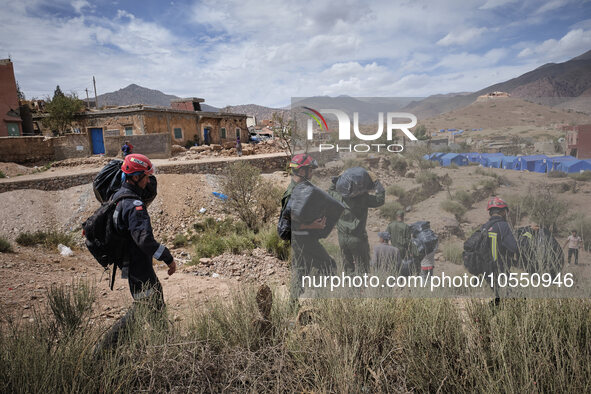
left=487, top=196, right=508, bottom=211
left=121, top=154, right=154, bottom=176
left=290, top=153, right=318, bottom=170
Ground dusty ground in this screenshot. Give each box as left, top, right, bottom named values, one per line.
left=1, top=152, right=590, bottom=326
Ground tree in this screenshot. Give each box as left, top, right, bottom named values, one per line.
left=42, top=88, right=85, bottom=135
left=413, top=124, right=429, bottom=140
left=271, top=111, right=297, bottom=158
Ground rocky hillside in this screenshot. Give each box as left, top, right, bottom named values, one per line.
left=94, top=84, right=219, bottom=111
left=220, top=104, right=287, bottom=122
left=404, top=49, right=591, bottom=117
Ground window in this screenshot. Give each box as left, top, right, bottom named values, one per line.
left=6, top=122, right=19, bottom=136
left=236, top=128, right=241, bottom=138
left=221, top=127, right=226, bottom=139
left=125, top=126, right=133, bottom=136
left=174, top=127, right=183, bottom=139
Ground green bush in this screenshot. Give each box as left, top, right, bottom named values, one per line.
left=15, top=230, right=75, bottom=249
left=194, top=232, right=227, bottom=259
left=0, top=237, right=13, bottom=253
left=379, top=201, right=404, bottom=221
left=440, top=200, right=467, bottom=222
left=527, top=188, right=569, bottom=232
left=569, top=171, right=591, bottom=182
left=547, top=171, right=567, bottom=178
left=172, top=233, right=188, bottom=248
left=442, top=242, right=463, bottom=265
left=192, top=218, right=259, bottom=259
left=0, top=170, right=6, bottom=178
left=257, top=226, right=290, bottom=260
left=386, top=184, right=406, bottom=198
left=47, top=281, right=95, bottom=335
left=504, top=194, right=529, bottom=227
left=453, top=190, right=473, bottom=208
left=389, top=155, right=408, bottom=174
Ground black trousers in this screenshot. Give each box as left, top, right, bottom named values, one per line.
left=568, top=248, right=579, bottom=265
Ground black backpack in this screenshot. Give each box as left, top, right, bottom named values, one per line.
left=82, top=194, right=135, bottom=288
left=463, top=225, right=492, bottom=275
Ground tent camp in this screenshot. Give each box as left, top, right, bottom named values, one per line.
left=557, top=159, right=591, bottom=173
left=440, top=153, right=469, bottom=166
left=501, top=156, right=518, bottom=169
left=486, top=155, right=505, bottom=168
left=542, top=156, right=577, bottom=173
left=478, top=153, right=504, bottom=166
left=515, top=155, right=548, bottom=172
left=465, top=152, right=481, bottom=162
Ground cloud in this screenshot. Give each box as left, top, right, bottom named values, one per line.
left=479, top=0, right=518, bottom=9
left=437, top=27, right=488, bottom=46
left=517, top=28, right=591, bottom=62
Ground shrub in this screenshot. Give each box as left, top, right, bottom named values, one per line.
left=257, top=226, right=290, bottom=260
left=474, top=167, right=499, bottom=178
left=569, top=171, right=591, bottom=182
left=0, top=237, right=13, bottom=253
left=416, top=171, right=442, bottom=196
left=343, top=157, right=363, bottom=169
left=387, top=184, right=406, bottom=198
left=418, top=159, right=437, bottom=169
left=0, top=170, right=6, bottom=178
left=47, top=280, right=95, bottom=335
left=222, top=162, right=283, bottom=231
left=16, top=230, right=75, bottom=249
left=389, top=155, right=408, bottom=174
left=441, top=200, right=467, bottom=222
left=442, top=242, right=463, bottom=265
left=192, top=218, right=259, bottom=259
left=504, top=194, right=529, bottom=227
left=194, top=232, right=227, bottom=259
left=476, top=178, right=498, bottom=195
left=453, top=190, right=473, bottom=208
left=547, top=171, right=567, bottom=178
left=527, top=188, right=569, bottom=232
left=380, top=201, right=404, bottom=220
left=571, top=216, right=591, bottom=251
left=172, top=234, right=188, bottom=248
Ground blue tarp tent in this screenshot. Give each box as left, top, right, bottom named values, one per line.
left=478, top=153, right=504, bottom=166
left=465, top=152, right=481, bottom=162
left=515, top=155, right=548, bottom=172
left=486, top=155, right=505, bottom=168
left=557, top=160, right=591, bottom=173
left=501, top=156, right=518, bottom=169
left=440, top=153, right=469, bottom=167
left=544, top=156, right=577, bottom=172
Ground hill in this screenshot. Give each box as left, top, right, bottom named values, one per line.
left=93, top=84, right=220, bottom=111
left=404, top=49, right=591, bottom=117
left=220, top=104, right=286, bottom=121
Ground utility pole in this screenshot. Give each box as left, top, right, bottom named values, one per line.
left=85, top=88, right=90, bottom=108
left=93, top=76, right=98, bottom=109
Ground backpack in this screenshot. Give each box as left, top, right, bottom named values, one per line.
left=463, top=225, right=492, bottom=275
left=82, top=193, right=135, bottom=289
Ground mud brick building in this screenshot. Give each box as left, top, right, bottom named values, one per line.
left=0, top=59, right=22, bottom=137
left=33, top=98, right=248, bottom=155
left=565, top=124, right=591, bottom=159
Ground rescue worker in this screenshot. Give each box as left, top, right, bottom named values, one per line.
left=329, top=171, right=385, bottom=274
left=483, top=196, right=518, bottom=301
left=387, top=211, right=412, bottom=261
left=370, top=231, right=400, bottom=273
left=96, top=153, right=176, bottom=352
left=277, top=153, right=336, bottom=298
left=121, top=141, right=134, bottom=157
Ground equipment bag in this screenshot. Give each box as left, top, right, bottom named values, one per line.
left=409, top=221, right=438, bottom=257
left=463, top=225, right=492, bottom=275
left=335, top=167, right=375, bottom=198
left=82, top=194, right=136, bottom=288
left=93, top=159, right=158, bottom=206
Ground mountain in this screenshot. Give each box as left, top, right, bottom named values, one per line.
left=404, top=49, right=591, bottom=117
left=220, top=104, right=287, bottom=121
left=95, top=84, right=180, bottom=107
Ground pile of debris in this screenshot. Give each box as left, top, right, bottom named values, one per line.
left=184, top=248, right=290, bottom=283
left=170, top=139, right=285, bottom=161
left=52, top=156, right=112, bottom=168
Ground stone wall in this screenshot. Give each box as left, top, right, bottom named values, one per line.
left=0, top=154, right=289, bottom=193
left=0, top=134, right=92, bottom=163
left=104, top=133, right=172, bottom=159
left=0, top=136, right=54, bottom=163
left=53, top=134, right=92, bottom=160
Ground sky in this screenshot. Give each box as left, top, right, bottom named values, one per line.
left=1, top=0, right=590, bottom=108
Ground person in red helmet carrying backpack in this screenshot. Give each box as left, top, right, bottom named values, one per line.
left=463, top=196, right=518, bottom=302
left=95, top=154, right=176, bottom=354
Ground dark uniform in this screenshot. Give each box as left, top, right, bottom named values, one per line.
left=387, top=219, right=412, bottom=259
left=483, top=215, right=518, bottom=297
left=329, top=184, right=385, bottom=273
left=278, top=180, right=335, bottom=298
left=98, top=181, right=173, bottom=349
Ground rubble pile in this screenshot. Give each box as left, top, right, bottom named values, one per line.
left=184, top=248, right=290, bottom=283
left=169, top=139, right=285, bottom=161
left=52, top=156, right=112, bottom=168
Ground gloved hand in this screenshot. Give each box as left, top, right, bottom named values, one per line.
left=374, top=180, right=385, bottom=194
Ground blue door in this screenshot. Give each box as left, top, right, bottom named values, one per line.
left=90, top=128, right=105, bottom=154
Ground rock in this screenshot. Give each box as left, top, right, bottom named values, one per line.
left=210, top=144, right=223, bottom=151
left=200, top=257, right=212, bottom=265
left=405, top=206, right=412, bottom=212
